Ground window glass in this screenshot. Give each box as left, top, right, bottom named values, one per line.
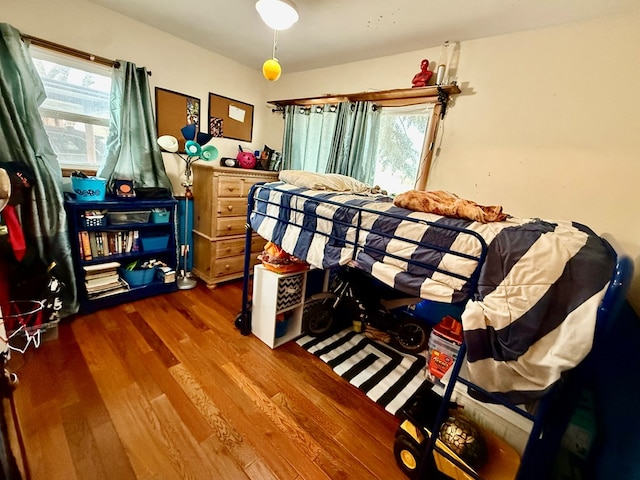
left=30, top=47, right=112, bottom=169
left=372, top=104, right=433, bottom=195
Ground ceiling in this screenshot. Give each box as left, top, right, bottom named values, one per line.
left=89, top=0, right=638, bottom=73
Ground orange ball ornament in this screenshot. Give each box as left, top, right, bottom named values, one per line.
left=262, top=58, right=281, bottom=81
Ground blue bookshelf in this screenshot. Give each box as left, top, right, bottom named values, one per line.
left=65, top=194, right=179, bottom=313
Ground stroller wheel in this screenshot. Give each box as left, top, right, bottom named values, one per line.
left=303, top=302, right=335, bottom=336
left=390, top=317, right=429, bottom=354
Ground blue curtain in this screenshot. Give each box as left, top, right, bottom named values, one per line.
left=98, top=61, right=172, bottom=192
left=0, top=23, right=78, bottom=316
left=328, top=101, right=380, bottom=185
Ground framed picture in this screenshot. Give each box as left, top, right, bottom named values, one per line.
left=208, top=93, right=254, bottom=142
left=155, top=87, right=200, bottom=152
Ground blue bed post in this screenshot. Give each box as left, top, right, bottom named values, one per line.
left=237, top=183, right=263, bottom=336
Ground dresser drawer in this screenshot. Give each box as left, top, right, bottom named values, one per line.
left=215, top=236, right=268, bottom=259
left=217, top=177, right=245, bottom=197
left=213, top=254, right=261, bottom=278
left=240, top=178, right=267, bottom=197
left=216, top=176, right=272, bottom=198
left=215, top=216, right=247, bottom=237
left=216, top=198, right=248, bottom=217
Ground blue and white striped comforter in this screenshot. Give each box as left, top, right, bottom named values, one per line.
left=250, top=182, right=616, bottom=402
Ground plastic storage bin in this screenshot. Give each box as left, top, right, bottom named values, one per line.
left=274, top=314, right=289, bottom=338
left=119, top=266, right=157, bottom=287
left=140, top=235, right=170, bottom=252
left=151, top=209, right=170, bottom=223
left=72, top=176, right=107, bottom=202
left=107, top=210, right=151, bottom=225
left=82, top=213, right=106, bottom=228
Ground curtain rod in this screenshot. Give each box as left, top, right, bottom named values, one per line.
left=21, top=33, right=152, bottom=75
left=268, top=84, right=460, bottom=107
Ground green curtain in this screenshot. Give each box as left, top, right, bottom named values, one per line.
left=283, top=100, right=380, bottom=184
left=0, top=23, right=78, bottom=316
left=284, top=104, right=342, bottom=173
left=328, top=101, right=380, bottom=184
left=98, top=61, right=172, bottom=192
left=281, top=105, right=295, bottom=170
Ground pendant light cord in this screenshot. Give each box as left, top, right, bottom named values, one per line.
left=272, top=29, right=278, bottom=59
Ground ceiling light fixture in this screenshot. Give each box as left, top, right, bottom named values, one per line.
left=255, top=0, right=299, bottom=30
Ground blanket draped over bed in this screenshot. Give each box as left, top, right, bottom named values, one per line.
left=250, top=182, right=615, bottom=403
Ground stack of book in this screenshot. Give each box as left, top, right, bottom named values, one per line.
left=83, top=262, right=129, bottom=299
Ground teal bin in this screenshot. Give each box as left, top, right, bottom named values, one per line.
left=140, top=235, right=170, bottom=252
left=72, top=176, right=107, bottom=202
left=151, top=209, right=170, bottom=223
left=119, top=266, right=157, bottom=287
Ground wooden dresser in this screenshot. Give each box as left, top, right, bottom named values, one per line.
left=191, top=163, right=279, bottom=288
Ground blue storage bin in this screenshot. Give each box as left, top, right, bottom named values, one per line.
left=72, top=176, right=107, bottom=202
left=119, top=266, right=157, bottom=287
left=140, top=235, right=170, bottom=252
left=151, top=209, right=170, bottom=223
left=275, top=317, right=289, bottom=338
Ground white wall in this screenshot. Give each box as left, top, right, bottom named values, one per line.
left=265, top=11, right=640, bottom=313
left=4, top=1, right=639, bottom=312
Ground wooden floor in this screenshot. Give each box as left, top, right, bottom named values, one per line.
left=4, top=280, right=408, bottom=480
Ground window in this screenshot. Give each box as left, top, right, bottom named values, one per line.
left=30, top=47, right=112, bottom=170
left=371, top=104, right=433, bottom=195
left=288, top=102, right=434, bottom=196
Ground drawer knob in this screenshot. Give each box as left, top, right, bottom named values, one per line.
left=226, top=247, right=232, bottom=253
left=227, top=205, right=233, bottom=211
left=227, top=225, right=232, bottom=230
left=228, top=186, right=235, bottom=192
left=225, top=264, right=230, bottom=270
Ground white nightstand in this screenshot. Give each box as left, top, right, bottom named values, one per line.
left=251, top=264, right=307, bottom=348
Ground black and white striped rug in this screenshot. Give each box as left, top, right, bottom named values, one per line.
left=296, top=329, right=429, bottom=416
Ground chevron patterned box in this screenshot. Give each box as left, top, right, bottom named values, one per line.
left=276, top=274, right=305, bottom=311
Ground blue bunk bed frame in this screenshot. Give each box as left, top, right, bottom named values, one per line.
left=236, top=182, right=634, bottom=480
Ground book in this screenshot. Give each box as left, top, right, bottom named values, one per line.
left=95, top=232, right=104, bottom=257
left=85, top=273, right=120, bottom=288
left=83, top=261, right=121, bottom=274
left=80, top=231, right=92, bottom=261
left=84, top=269, right=119, bottom=280
left=88, top=286, right=129, bottom=300
left=87, top=278, right=130, bottom=299
left=89, top=232, right=99, bottom=258
left=101, top=232, right=109, bottom=255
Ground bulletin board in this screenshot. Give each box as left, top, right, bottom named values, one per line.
left=155, top=87, right=200, bottom=153
left=208, top=93, right=254, bottom=142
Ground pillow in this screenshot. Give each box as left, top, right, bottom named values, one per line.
left=279, top=170, right=370, bottom=193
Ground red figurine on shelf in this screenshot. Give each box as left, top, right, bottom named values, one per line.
left=411, top=59, right=433, bottom=88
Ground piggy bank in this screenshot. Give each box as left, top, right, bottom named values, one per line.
left=237, top=151, right=257, bottom=169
